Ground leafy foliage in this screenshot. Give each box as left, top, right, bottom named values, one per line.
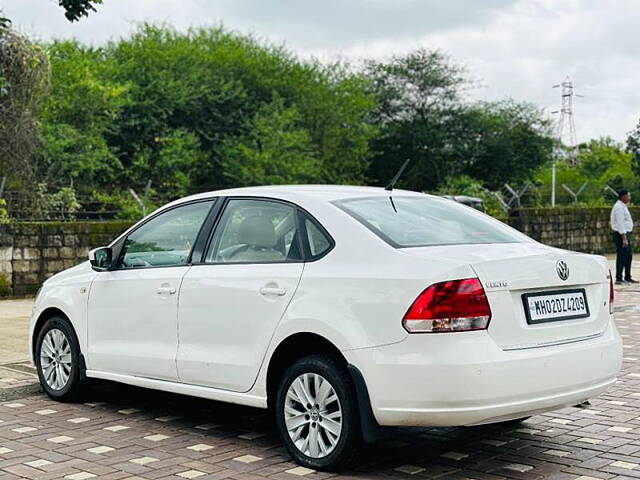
left=221, top=97, right=321, bottom=185
left=436, top=175, right=507, bottom=220
left=366, top=50, right=554, bottom=192
left=0, top=24, right=50, bottom=185
left=58, top=0, right=103, bottom=22
left=0, top=198, right=8, bottom=224
left=535, top=137, right=635, bottom=205
left=32, top=184, right=82, bottom=220
left=457, top=100, right=555, bottom=190
left=90, top=189, right=159, bottom=220
left=38, top=25, right=375, bottom=208
left=1, top=26, right=589, bottom=219
left=366, top=49, right=470, bottom=190
left=627, top=119, right=640, bottom=177
left=1, top=1, right=101, bottom=25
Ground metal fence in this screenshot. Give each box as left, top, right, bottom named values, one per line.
left=0, top=189, right=169, bottom=221
left=0, top=181, right=227, bottom=221
left=492, top=182, right=619, bottom=214
left=0, top=180, right=623, bottom=222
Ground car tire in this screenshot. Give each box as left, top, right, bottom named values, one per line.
left=275, top=355, right=361, bottom=471
left=35, top=316, right=85, bottom=402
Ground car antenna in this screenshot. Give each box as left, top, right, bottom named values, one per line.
left=385, top=159, right=410, bottom=213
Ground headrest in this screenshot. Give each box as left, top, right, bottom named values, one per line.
left=237, top=215, right=276, bottom=248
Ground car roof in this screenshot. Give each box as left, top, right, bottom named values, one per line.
left=170, top=184, right=430, bottom=206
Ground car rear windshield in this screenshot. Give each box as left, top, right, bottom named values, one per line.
left=334, top=196, right=526, bottom=248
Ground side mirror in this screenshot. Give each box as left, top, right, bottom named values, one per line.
left=89, top=247, right=113, bottom=271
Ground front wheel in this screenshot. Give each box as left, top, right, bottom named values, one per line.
left=275, top=355, right=361, bottom=471
left=35, top=316, right=85, bottom=401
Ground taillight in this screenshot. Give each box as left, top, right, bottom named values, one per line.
left=609, top=271, right=614, bottom=315
left=403, top=278, right=492, bottom=333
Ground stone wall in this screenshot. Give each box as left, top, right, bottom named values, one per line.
left=508, top=206, right=640, bottom=254
left=0, top=207, right=634, bottom=296
left=0, top=221, right=132, bottom=296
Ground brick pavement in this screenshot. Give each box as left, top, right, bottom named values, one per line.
left=1, top=288, right=639, bottom=479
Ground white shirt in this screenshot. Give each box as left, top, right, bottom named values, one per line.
left=611, top=200, right=633, bottom=234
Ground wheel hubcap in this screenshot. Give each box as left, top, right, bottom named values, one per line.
left=40, top=329, right=72, bottom=391
left=284, top=373, right=342, bottom=458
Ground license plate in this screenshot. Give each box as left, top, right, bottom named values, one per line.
left=522, top=289, right=590, bottom=324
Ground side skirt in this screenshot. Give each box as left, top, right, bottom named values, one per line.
left=85, top=370, right=268, bottom=409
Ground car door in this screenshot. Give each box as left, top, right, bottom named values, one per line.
left=87, top=199, right=215, bottom=381
left=177, top=198, right=304, bottom=392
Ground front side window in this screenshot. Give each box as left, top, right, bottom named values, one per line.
left=335, top=196, right=527, bottom=248
left=120, top=200, right=214, bottom=268
left=206, top=199, right=302, bottom=263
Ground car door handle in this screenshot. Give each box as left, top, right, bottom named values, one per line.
left=156, top=286, right=176, bottom=295
left=259, top=286, right=287, bottom=296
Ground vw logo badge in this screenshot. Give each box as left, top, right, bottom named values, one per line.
left=556, top=260, right=569, bottom=281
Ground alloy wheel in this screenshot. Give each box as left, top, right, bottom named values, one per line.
left=40, top=328, right=73, bottom=391
left=284, top=373, right=343, bottom=458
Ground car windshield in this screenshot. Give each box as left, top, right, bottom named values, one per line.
left=335, top=195, right=527, bottom=248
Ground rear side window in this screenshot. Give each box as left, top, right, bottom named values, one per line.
left=302, top=214, right=332, bottom=258
left=206, top=199, right=303, bottom=263
left=335, top=196, right=526, bottom=248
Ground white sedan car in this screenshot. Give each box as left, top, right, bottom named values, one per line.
left=30, top=185, right=622, bottom=470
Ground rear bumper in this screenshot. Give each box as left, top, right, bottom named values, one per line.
left=344, top=319, right=622, bottom=427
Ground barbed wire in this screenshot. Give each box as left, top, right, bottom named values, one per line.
left=0, top=181, right=622, bottom=222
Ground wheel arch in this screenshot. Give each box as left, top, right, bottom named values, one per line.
left=32, top=306, right=88, bottom=382
left=266, top=332, right=347, bottom=409
left=32, top=307, right=71, bottom=359
left=265, top=331, right=381, bottom=443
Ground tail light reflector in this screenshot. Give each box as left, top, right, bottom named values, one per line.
left=403, top=278, right=491, bottom=333
left=609, top=271, right=614, bottom=315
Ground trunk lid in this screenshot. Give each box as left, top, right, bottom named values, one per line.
left=401, top=243, right=611, bottom=349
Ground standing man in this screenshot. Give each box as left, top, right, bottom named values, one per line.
left=611, top=189, right=637, bottom=284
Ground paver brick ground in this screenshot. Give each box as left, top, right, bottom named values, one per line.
left=1, top=285, right=639, bottom=479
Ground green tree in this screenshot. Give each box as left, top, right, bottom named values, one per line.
left=58, top=0, right=103, bottom=21
left=0, top=24, right=49, bottom=186
left=1, top=1, right=101, bottom=26
left=38, top=41, right=127, bottom=186
left=585, top=138, right=636, bottom=193
left=366, top=50, right=555, bottom=192
left=294, top=62, right=376, bottom=184
left=626, top=119, right=640, bottom=177
left=436, top=175, right=507, bottom=220
left=0, top=198, right=8, bottom=224
left=366, top=49, right=469, bottom=190
left=40, top=25, right=374, bottom=203
left=534, top=137, right=635, bottom=205
left=101, top=26, right=250, bottom=191
left=458, top=100, right=555, bottom=189
left=130, top=129, right=205, bottom=197
left=578, top=137, right=623, bottom=180
left=220, top=98, right=321, bottom=185
left=30, top=26, right=570, bottom=218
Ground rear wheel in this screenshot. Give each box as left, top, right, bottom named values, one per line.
left=35, top=316, right=85, bottom=401
left=275, top=355, right=360, bottom=470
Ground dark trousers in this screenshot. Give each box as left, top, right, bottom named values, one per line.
left=613, top=232, right=633, bottom=281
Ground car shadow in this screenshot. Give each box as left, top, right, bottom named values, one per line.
left=72, top=380, right=537, bottom=476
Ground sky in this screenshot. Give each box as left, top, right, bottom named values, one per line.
left=2, top=0, right=639, bottom=143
